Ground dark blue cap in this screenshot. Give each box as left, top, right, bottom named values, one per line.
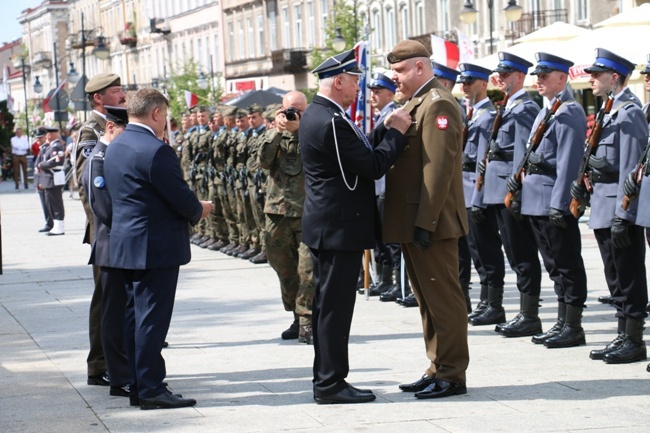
left=457, top=63, right=492, bottom=83
left=641, top=54, right=650, bottom=75
left=432, top=62, right=460, bottom=82
left=312, top=49, right=362, bottom=79
left=367, top=72, right=396, bottom=92
left=530, top=52, right=574, bottom=75
left=104, top=106, right=129, bottom=125
left=494, top=52, right=533, bottom=74
left=584, top=48, right=635, bottom=77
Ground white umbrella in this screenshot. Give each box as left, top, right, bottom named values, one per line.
left=594, top=3, right=650, bottom=28
left=515, top=21, right=589, bottom=43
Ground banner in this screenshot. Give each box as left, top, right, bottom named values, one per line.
left=350, top=41, right=373, bottom=135
left=430, top=34, right=460, bottom=69
left=184, top=90, right=199, bottom=108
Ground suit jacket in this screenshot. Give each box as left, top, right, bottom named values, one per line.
left=81, top=141, right=111, bottom=267
left=104, top=124, right=203, bottom=270
left=479, top=91, right=539, bottom=206
left=589, top=91, right=648, bottom=229
left=38, top=138, right=65, bottom=189
left=463, top=99, right=495, bottom=207
left=383, top=77, right=468, bottom=242
left=300, top=94, right=407, bottom=251
left=521, top=91, right=586, bottom=216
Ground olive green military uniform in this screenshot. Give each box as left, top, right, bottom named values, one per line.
left=207, top=125, right=229, bottom=242
left=221, top=125, right=241, bottom=247
left=246, top=124, right=269, bottom=252
left=259, top=128, right=313, bottom=325
left=234, top=126, right=256, bottom=249
left=191, top=123, right=212, bottom=238
left=180, top=126, right=195, bottom=185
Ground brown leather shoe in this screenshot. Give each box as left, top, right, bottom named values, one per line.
left=249, top=250, right=267, bottom=264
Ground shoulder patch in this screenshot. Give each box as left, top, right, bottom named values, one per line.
left=78, top=140, right=97, bottom=148
left=93, top=176, right=105, bottom=189
left=430, top=90, right=441, bottom=101
left=436, top=116, right=449, bottom=130
left=82, top=146, right=93, bottom=157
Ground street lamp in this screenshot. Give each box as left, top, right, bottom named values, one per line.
left=67, top=62, right=80, bottom=84
left=197, top=72, right=208, bottom=90
left=19, top=57, right=30, bottom=139
left=459, top=0, right=523, bottom=54
left=332, top=27, right=346, bottom=52
left=33, top=76, right=43, bottom=94
left=92, top=35, right=110, bottom=60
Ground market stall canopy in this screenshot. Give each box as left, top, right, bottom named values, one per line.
left=514, top=21, right=589, bottom=43
left=223, top=89, right=287, bottom=108
left=593, top=3, right=650, bottom=27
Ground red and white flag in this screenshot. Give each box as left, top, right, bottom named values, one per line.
left=184, top=90, right=199, bottom=108
left=430, top=34, right=460, bottom=69
left=455, top=28, right=475, bottom=63
left=42, top=79, right=67, bottom=113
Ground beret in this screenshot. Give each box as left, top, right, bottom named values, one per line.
left=85, top=73, right=121, bottom=94
left=387, top=40, right=431, bottom=64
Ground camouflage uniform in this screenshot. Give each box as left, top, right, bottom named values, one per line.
left=234, top=126, right=256, bottom=250
left=191, top=124, right=212, bottom=238
left=221, top=126, right=240, bottom=248
left=180, top=125, right=196, bottom=185
left=207, top=125, right=229, bottom=243
left=246, top=124, right=268, bottom=252
left=259, top=128, right=313, bottom=326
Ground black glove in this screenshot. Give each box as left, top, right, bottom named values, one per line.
left=570, top=180, right=586, bottom=201
left=413, top=227, right=432, bottom=250
left=506, top=174, right=520, bottom=194
left=623, top=170, right=640, bottom=197
left=508, top=198, right=523, bottom=221
left=471, top=206, right=486, bottom=224
left=611, top=217, right=632, bottom=249
left=477, top=160, right=486, bottom=176
left=548, top=208, right=567, bottom=229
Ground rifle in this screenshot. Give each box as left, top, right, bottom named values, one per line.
left=569, top=90, right=615, bottom=218
left=622, top=136, right=650, bottom=210
left=476, top=83, right=512, bottom=191
left=504, top=92, right=564, bottom=209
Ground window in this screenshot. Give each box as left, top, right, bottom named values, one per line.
left=247, top=17, right=254, bottom=57
left=577, top=0, right=588, bottom=21
left=400, top=3, right=409, bottom=40
left=438, top=0, right=449, bottom=32
left=257, top=14, right=265, bottom=56
left=228, top=22, right=234, bottom=61
left=307, top=1, right=315, bottom=47
left=385, top=7, right=395, bottom=50
left=238, top=20, right=245, bottom=59
left=269, top=10, right=277, bottom=50
left=415, top=1, right=424, bottom=35
left=371, top=9, right=381, bottom=52
left=321, top=0, right=328, bottom=41
left=197, top=38, right=202, bottom=68
left=282, top=7, right=290, bottom=47
left=294, top=5, right=302, bottom=49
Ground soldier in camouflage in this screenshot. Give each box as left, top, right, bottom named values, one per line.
left=71, top=73, right=126, bottom=387
left=258, top=91, right=314, bottom=343
left=191, top=106, right=213, bottom=246
left=202, top=109, right=229, bottom=250
left=216, top=107, right=241, bottom=253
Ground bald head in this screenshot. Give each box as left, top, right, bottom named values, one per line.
left=283, top=90, right=308, bottom=114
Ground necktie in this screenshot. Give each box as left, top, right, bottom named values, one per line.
left=342, top=114, right=372, bottom=150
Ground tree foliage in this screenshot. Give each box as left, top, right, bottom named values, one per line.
left=310, top=1, right=360, bottom=71
left=165, top=57, right=222, bottom=120
left=0, top=100, right=16, bottom=150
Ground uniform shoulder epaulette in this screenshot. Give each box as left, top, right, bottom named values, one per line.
left=430, top=89, right=441, bottom=101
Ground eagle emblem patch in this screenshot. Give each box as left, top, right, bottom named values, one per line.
left=436, top=116, right=448, bottom=130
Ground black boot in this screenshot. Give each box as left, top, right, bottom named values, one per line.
left=469, top=285, right=505, bottom=326
left=381, top=267, right=407, bottom=302
left=532, top=302, right=566, bottom=345
left=544, top=304, right=586, bottom=348
left=495, top=293, right=524, bottom=333
left=498, top=294, right=543, bottom=338
left=590, top=317, right=626, bottom=360
left=603, top=318, right=647, bottom=364
left=356, top=266, right=365, bottom=292
left=369, top=264, right=394, bottom=296
left=468, top=284, right=488, bottom=320
left=281, top=314, right=299, bottom=340
left=461, top=282, right=472, bottom=314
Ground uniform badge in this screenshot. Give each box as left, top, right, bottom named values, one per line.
left=93, top=176, right=106, bottom=189
left=83, top=146, right=93, bottom=157
left=436, top=116, right=448, bottom=130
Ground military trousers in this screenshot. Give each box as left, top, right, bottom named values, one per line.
left=247, top=182, right=266, bottom=249
left=235, top=186, right=255, bottom=247
left=470, top=206, right=506, bottom=288
left=209, top=182, right=228, bottom=241
left=264, top=214, right=314, bottom=324
left=218, top=183, right=238, bottom=243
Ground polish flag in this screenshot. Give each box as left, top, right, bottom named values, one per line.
left=455, top=28, right=475, bottom=63
left=430, top=34, right=460, bottom=69
left=184, top=90, right=199, bottom=108
left=42, top=79, right=67, bottom=113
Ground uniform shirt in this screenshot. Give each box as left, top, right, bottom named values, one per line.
left=464, top=97, right=495, bottom=207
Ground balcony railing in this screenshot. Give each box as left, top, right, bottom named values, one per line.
left=271, top=49, right=308, bottom=73
left=510, top=9, right=569, bottom=39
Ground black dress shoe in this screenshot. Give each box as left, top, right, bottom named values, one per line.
left=314, top=385, right=376, bottom=404
left=379, top=285, right=402, bottom=302
left=281, top=320, right=299, bottom=340
left=140, top=390, right=196, bottom=410
left=87, top=372, right=110, bottom=386
left=598, top=295, right=614, bottom=304
left=468, top=300, right=488, bottom=320
left=590, top=333, right=625, bottom=360
left=162, top=341, right=169, bottom=348
left=544, top=324, right=585, bottom=348
left=110, top=384, right=131, bottom=397
left=531, top=322, right=564, bottom=345
left=468, top=306, right=505, bottom=326
left=414, top=378, right=467, bottom=399
left=399, top=375, right=435, bottom=392
left=498, top=315, right=542, bottom=338
left=38, top=226, right=53, bottom=233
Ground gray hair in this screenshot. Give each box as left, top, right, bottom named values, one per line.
left=127, top=89, right=169, bottom=118
left=318, top=76, right=336, bottom=92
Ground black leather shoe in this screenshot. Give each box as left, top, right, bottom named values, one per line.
left=399, top=294, right=418, bottom=308
left=469, top=306, right=505, bottom=326
left=531, top=322, right=564, bottom=345
left=162, top=341, right=169, bottom=348
left=544, top=325, right=586, bottom=348
left=603, top=339, right=647, bottom=364
left=249, top=251, right=268, bottom=264
left=495, top=314, right=522, bottom=334
left=399, top=375, right=435, bottom=392
left=238, top=247, right=260, bottom=259
left=590, top=334, right=625, bottom=360
left=140, top=390, right=196, bottom=410
left=87, top=372, right=110, bottom=386
left=38, top=226, right=53, bottom=233
left=130, top=384, right=182, bottom=406
left=468, top=300, right=488, bottom=320
left=598, top=295, right=614, bottom=304
left=498, top=315, right=542, bottom=338
left=379, top=285, right=402, bottom=302
left=314, top=385, right=376, bottom=404
left=110, top=384, right=131, bottom=397
left=281, top=320, right=299, bottom=340
left=414, top=378, right=467, bottom=399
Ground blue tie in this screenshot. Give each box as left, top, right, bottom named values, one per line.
left=343, top=114, right=372, bottom=150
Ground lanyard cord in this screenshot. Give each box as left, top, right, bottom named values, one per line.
left=332, top=117, right=358, bottom=191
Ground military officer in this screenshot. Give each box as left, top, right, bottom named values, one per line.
left=470, top=53, right=542, bottom=330
left=259, top=91, right=314, bottom=343
left=506, top=53, right=588, bottom=343
left=32, top=127, right=52, bottom=232
left=205, top=109, right=230, bottom=251
left=37, top=126, right=66, bottom=236
left=573, top=48, right=648, bottom=364
left=457, top=63, right=502, bottom=317
left=71, top=72, right=126, bottom=387
left=191, top=106, right=214, bottom=246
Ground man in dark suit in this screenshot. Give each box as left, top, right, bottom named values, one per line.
left=384, top=40, right=469, bottom=399
left=104, top=89, right=213, bottom=409
left=81, top=106, right=131, bottom=399
left=300, top=49, right=411, bottom=404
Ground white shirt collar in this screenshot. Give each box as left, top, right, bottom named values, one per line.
left=93, top=110, right=107, bottom=120
left=317, top=93, right=347, bottom=114
left=413, top=77, right=436, bottom=99
left=129, top=121, right=157, bottom=137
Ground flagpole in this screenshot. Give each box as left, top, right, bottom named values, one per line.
left=52, top=42, right=63, bottom=132
left=20, top=58, right=30, bottom=139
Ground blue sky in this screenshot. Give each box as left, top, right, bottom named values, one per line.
left=0, top=2, right=29, bottom=46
